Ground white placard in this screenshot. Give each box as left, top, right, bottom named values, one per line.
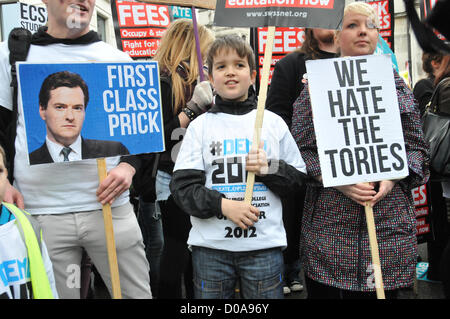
left=306, top=54, right=408, bottom=187
left=1, top=2, right=47, bottom=38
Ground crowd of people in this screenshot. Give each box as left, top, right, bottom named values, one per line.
left=0, top=0, right=449, bottom=300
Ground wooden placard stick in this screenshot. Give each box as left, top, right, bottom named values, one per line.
left=244, top=26, right=275, bottom=204
left=97, top=158, right=122, bottom=299
left=365, top=202, right=385, bottom=299
left=138, top=0, right=216, bottom=10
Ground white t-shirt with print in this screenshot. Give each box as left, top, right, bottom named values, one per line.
left=0, top=219, right=58, bottom=298
left=0, top=41, right=132, bottom=214
left=174, top=109, right=306, bottom=252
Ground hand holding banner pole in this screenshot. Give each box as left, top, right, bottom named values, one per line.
left=244, top=26, right=275, bottom=204
left=97, top=158, right=122, bottom=299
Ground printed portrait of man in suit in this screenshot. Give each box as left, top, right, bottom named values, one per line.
left=29, top=71, right=129, bottom=165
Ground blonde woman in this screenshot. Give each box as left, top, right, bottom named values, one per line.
left=291, top=2, right=429, bottom=299
left=150, top=19, right=214, bottom=298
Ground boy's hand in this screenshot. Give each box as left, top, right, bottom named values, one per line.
left=246, top=142, right=269, bottom=176
left=96, top=162, right=135, bottom=205
left=221, top=198, right=260, bottom=229
left=4, top=182, right=24, bottom=209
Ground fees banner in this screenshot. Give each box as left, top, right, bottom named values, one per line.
left=412, top=184, right=433, bottom=243
left=18, top=62, right=165, bottom=165
left=138, top=0, right=216, bottom=9
left=214, top=0, right=344, bottom=28
left=250, top=27, right=305, bottom=85
left=306, top=55, right=408, bottom=187
left=111, top=0, right=172, bottom=58
left=359, top=0, right=395, bottom=50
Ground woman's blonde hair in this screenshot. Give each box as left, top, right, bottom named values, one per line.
left=335, top=2, right=380, bottom=54
left=343, top=2, right=380, bottom=29
left=153, top=19, right=214, bottom=114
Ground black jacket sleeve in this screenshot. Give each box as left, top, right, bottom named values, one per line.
left=119, top=154, right=141, bottom=173
left=412, top=78, right=434, bottom=116
left=170, top=169, right=225, bottom=219
left=0, top=106, right=15, bottom=175
left=256, top=159, right=307, bottom=198
left=0, top=106, right=12, bottom=151
left=266, top=52, right=306, bottom=128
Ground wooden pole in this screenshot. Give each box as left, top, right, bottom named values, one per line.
left=97, top=158, right=122, bottom=299
left=365, top=203, right=386, bottom=299
left=244, top=26, right=275, bottom=204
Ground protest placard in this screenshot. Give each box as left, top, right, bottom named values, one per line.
left=18, top=61, right=165, bottom=165
left=111, top=0, right=172, bottom=58
left=214, top=0, right=344, bottom=202
left=1, top=2, right=47, bottom=35
left=306, top=54, right=408, bottom=188
left=140, top=0, right=216, bottom=9
left=214, top=0, right=344, bottom=28
left=250, top=27, right=305, bottom=86
left=361, top=0, right=395, bottom=50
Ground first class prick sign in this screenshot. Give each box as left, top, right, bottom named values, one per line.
left=306, top=54, right=408, bottom=187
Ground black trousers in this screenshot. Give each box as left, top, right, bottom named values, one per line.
left=427, top=179, right=450, bottom=280
left=305, top=276, right=399, bottom=299
left=157, top=195, right=194, bottom=299
left=440, top=238, right=450, bottom=299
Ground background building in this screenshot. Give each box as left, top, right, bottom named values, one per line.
left=0, top=0, right=430, bottom=86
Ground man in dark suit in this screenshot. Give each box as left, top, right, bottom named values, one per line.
left=29, top=71, right=129, bottom=164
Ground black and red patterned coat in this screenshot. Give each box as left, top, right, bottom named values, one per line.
left=291, top=71, right=430, bottom=291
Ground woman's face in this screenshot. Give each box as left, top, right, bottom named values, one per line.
left=337, top=12, right=379, bottom=57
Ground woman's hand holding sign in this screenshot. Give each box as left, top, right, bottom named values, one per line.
left=334, top=180, right=397, bottom=207
left=370, top=180, right=396, bottom=207
left=97, top=162, right=136, bottom=205
left=334, top=183, right=376, bottom=206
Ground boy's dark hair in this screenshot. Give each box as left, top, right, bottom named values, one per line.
left=39, top=71, right=89, bottom=109
left=0, top=145, right=6, bottom=167
left=207, top=34, right=256, bottom=75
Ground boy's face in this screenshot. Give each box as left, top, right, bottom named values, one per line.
left=0, top=154, right=7, bottom=203
left=209, top=48, right=256, bottom=102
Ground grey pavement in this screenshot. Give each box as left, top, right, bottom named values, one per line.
left=285, top=242, right=445, bottom=299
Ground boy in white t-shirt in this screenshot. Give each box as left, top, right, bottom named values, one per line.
left=0, top=145, right=58, bottom=299
left=170, top=35, right=307, bottom=299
